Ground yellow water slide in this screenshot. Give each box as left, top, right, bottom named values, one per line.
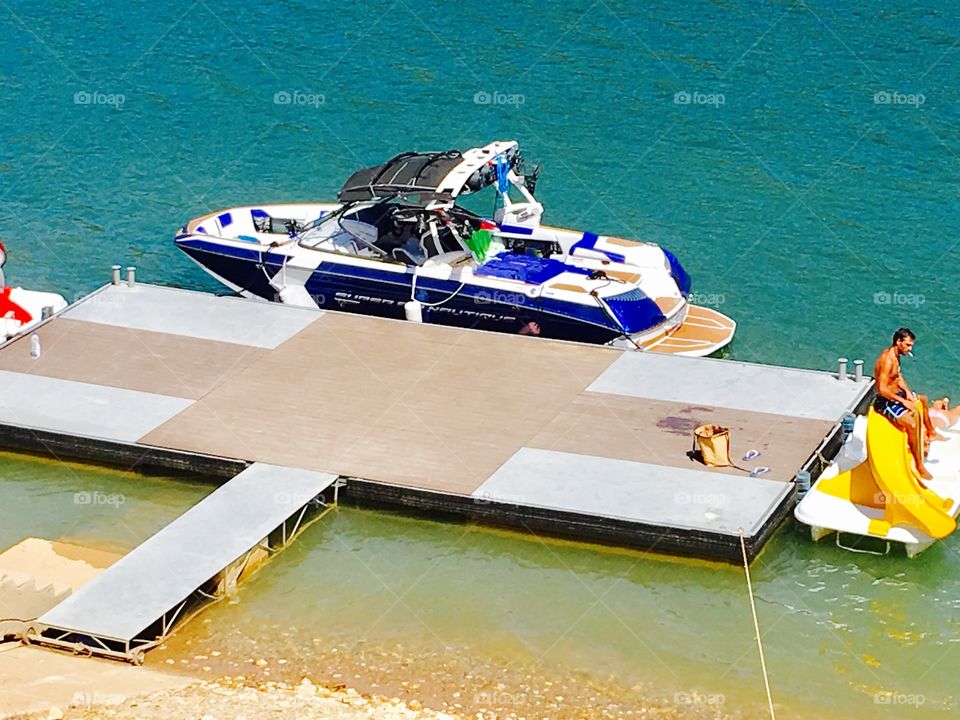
left=864, top=407, right=956, bottom=539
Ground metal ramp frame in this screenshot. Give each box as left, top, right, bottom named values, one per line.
left=26, top=464, right=340, bottom=664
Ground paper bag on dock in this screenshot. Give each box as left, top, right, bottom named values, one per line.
left=693, top=424, right=732, bottom=467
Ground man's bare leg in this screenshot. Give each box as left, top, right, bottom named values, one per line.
left=900, top=413, right=933, bottom=479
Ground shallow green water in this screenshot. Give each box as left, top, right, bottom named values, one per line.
left=175, top=505, right=960, bottom=718
left=0, top=452, right=211, bottom=553
left=3, top=457, right=958, bottom=718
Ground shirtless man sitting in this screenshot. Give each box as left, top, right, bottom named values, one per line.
left=873, top=327, right=940, bottom=480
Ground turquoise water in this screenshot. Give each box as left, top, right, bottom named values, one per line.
left=3, top=0, right=960, bottom=716
left=4, top=1, right=959, bottom=389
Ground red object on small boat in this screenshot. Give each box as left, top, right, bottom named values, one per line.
left=0, top=286, right=32, bottom=323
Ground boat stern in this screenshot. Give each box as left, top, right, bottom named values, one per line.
left=629, top=304, right=736, bottom=356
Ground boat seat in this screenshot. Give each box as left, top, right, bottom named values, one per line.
left=392, top=248, right=421, bottom=266
left=421, top=227, right=444, bottom=258
left=392, top=236, right=428, bottom=266
left=329, top=232, right=359, bottom=255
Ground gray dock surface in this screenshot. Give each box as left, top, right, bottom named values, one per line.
left=37, top=463, right=336, bottom=644
left=474, top=448, right=791, bottom=536
left=0, top=283, right=873, bottom=561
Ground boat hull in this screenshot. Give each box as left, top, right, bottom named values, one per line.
left=176, top=238, right=627, bottom=345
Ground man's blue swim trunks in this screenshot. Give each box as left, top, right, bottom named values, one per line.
left=874, top=391, right=909, bottom=421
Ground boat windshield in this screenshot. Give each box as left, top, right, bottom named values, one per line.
left=296, top=200, right=484, bottom=266
left=297, top=206, right=386, bottom=257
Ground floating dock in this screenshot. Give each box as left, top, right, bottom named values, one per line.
left=0, top=281, right=872, bottom=570
left=26, top=463, right=335, bottom=663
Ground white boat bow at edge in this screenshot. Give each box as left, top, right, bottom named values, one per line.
left=0, top=241, right=68, bottom=342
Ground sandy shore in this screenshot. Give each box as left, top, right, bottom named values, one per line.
left=5, top=673, right=729, bottom=720
left=0, top=645, right=192, bottom=718
left=0, top=538, right=122, bottom=642
left=1, top=642, right=738, bottom=720
left=0, top=645, right=453, bottom=720
left=7, top=677, right=461, bottom=720
left=0, top=644, right=458, bottom=720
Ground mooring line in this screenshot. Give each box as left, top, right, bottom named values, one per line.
left=739, top=529, right=776, bottom=720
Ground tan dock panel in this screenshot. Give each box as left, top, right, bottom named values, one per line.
left=6, top=311, right=830, bottom=491
left=140, top=314, right=620, bottom=493
left=0, top=319, right=266, bottom=400
left=528, top=393, right=833, bottom=481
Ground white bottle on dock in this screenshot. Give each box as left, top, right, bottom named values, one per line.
left=30, top=332, right=41, bottom=359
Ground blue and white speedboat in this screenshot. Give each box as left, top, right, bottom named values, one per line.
left=175, top=141, right=735, bottom=355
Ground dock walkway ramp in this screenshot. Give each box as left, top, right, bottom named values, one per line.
left=31, top=463, right=336, bottom=663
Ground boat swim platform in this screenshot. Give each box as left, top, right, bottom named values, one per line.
left=0, top=282, right=874, bottom=564
left=27, top=463, right=337, bottom=663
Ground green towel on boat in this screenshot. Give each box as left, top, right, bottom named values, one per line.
left=465, top=229, right=493, bottom=262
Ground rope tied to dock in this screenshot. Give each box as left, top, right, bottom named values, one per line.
left=738, top=528, right=777, bottom=720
